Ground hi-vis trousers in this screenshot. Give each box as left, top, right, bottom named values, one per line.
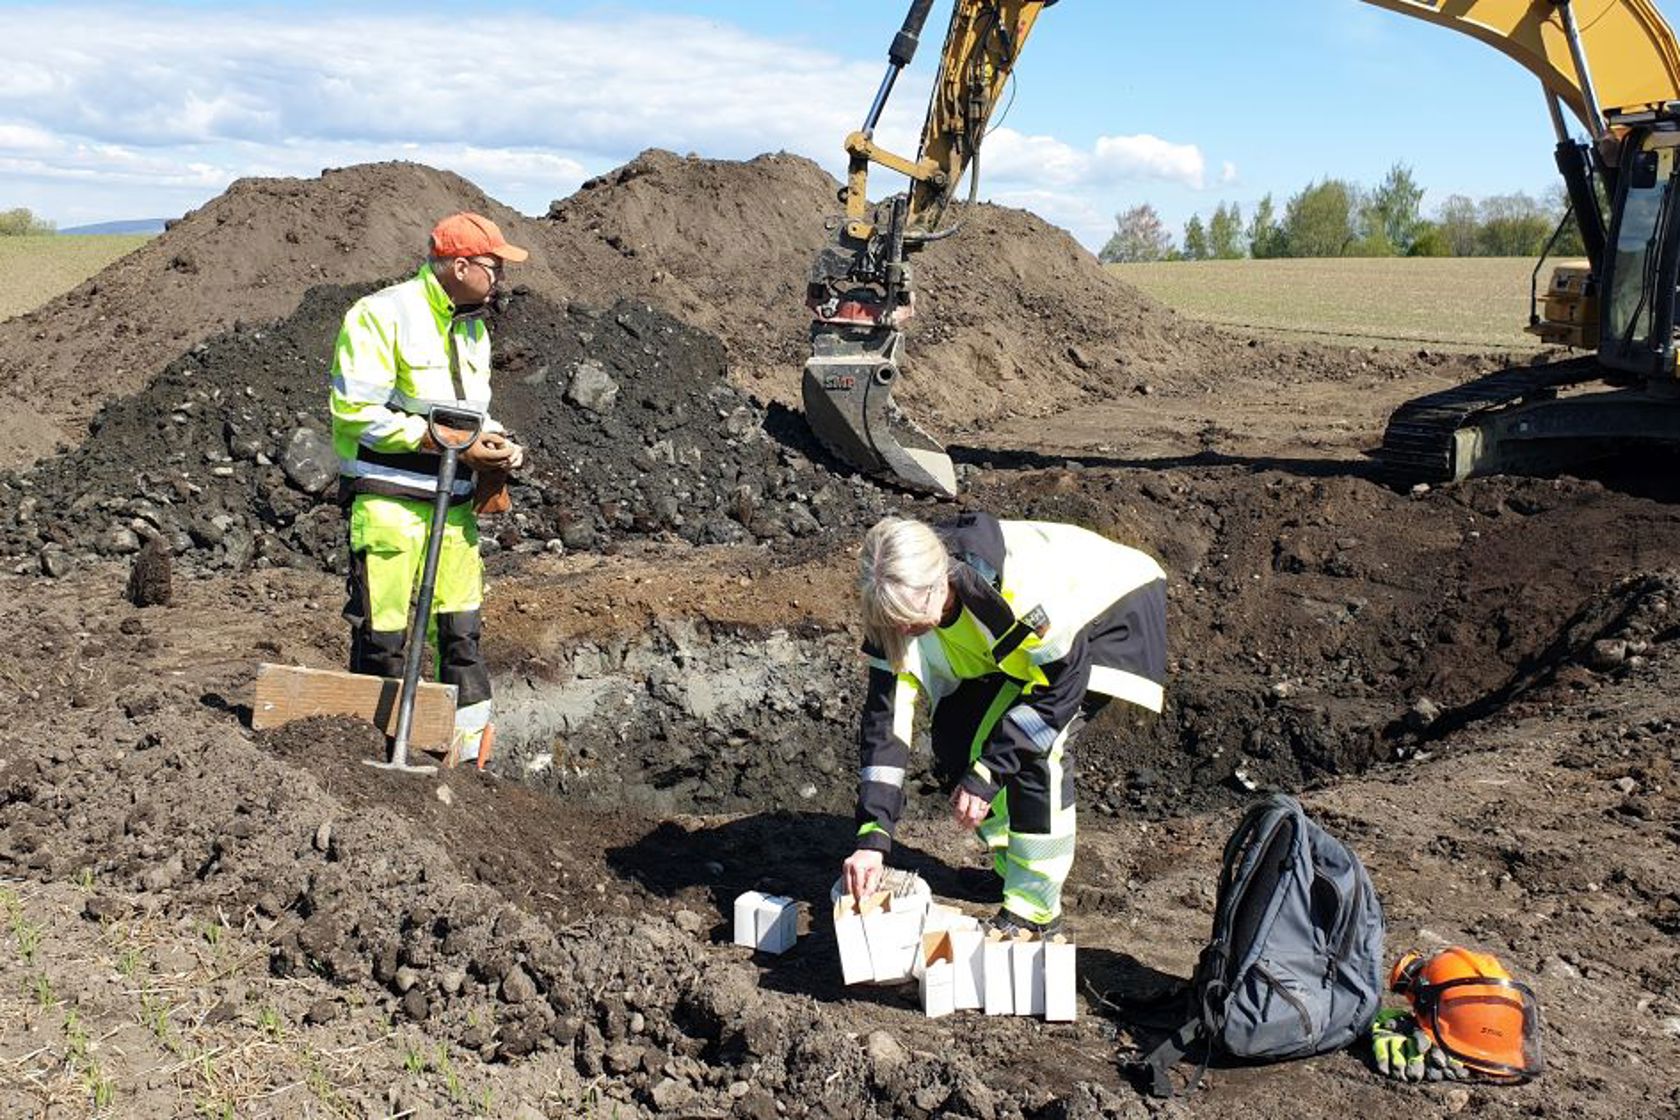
left=342, top=493, right=491, bottom=750
left=933, top=675, right=1099, bottom=925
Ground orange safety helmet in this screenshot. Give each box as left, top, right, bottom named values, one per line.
left=1389, top=947, right=1544, bottom=1081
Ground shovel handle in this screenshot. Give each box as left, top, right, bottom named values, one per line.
left=427, top=406, right=484, bottom=453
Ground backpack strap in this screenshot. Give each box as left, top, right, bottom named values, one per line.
left=1139, top=1016, right=1203, bottom=1099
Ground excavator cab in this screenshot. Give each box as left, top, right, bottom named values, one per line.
left=1598, top=121, right=1680, bottom=383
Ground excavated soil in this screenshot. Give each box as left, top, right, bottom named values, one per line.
left=0, top=155, right=1677, bottom=1120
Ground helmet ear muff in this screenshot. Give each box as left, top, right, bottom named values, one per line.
left=1389, top=949, right=1424, bottom=995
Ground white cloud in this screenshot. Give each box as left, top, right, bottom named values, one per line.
left=0, top=2, right=1204, bottom=247
left=980, top=128, right=1205, bottom=191
left=1220, top=161, right=1239, bottom=185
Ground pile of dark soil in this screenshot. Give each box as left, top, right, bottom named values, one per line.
left=0, top=283, right=922, bottom=575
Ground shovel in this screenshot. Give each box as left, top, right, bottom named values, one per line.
left=366, top=405, right=484, bottom=776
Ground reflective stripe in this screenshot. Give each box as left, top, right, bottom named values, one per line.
left=971, top=759, right=993, bottom=785
left=857, top=821, right=885, bottom=838
left=1087, top=665, right=1165, bottom=712
left=341, top=457, right=474, bottom=496
left=891, top=677, right=916, bottom=746
left=1008, top=832, right=1077, bottom=861
left=390, top=388, right=491, bottom=414
left=860, top=766, right=905, bottom=788
left=333, top=373, right=394, bottom=403
left=1006, top=706, right=1058, bottom=752
left=358, top=414, right=412, bottom=444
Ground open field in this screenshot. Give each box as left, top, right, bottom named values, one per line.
left=1111, top=256, right=1555, bottom=353
left=0, top=234, right=152, bottom=321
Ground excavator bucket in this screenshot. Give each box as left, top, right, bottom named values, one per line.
left=802, top=323, right=957, bottom=498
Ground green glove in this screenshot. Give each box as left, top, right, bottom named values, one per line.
left=1371, top=1008, right=1467, bottom=1082
left=1372, top=1007, right=1425, bottom=1080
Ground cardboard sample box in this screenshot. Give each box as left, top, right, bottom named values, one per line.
left=862, top=893, right=928, bottom=983
left=1044, top=938, right=1077, bottom=1022
left=919, top=932, right=956, bottom=1018
left=733, top=891, right=798, bottom=954
left=833, top=893, right=880, bottom=985
left=1011, top=937, right=1047, bottom=1017
left=983, top=932, right=1015, bottom=1015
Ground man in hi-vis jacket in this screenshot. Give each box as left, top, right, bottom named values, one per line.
left=329, top=212, right=528, bottom=766
left=842, top=512, right=1168, bottom=935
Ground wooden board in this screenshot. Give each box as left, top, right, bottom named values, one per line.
left=251, top=664, right=457, bottom=748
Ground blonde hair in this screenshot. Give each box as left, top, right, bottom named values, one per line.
left=858, top=516, right=951, bottom=670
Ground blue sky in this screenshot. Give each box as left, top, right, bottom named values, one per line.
left=4, top=1, right=1671, bottom=250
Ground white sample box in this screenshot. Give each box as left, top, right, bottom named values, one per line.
left=1011, top=937, right=1046, bottom=1016
left=1043, top=938, right=1077, bottom=1022
left=733, top=891, right=798, bottom=954
left=951, top=928, right=985, bottom=1010
left=919, top=931, right=956, bottom=1018
left=983, top=933, right=1015, bottom=1015
left=833, top=893, right=879, bottom=985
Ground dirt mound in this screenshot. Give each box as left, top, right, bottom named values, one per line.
left=0, top=162, right=542, bottom=469
left=539, top=149, right=1223, bottom=436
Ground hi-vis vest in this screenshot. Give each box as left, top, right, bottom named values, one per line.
left=329, top=266, right=499, bottom=502
left=891, top=517, right=1167, bottom=714
left=853, top=514, right=1168, bottom=852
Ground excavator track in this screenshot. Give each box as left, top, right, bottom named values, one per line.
left=1376, top=357, right=1604, bottom=485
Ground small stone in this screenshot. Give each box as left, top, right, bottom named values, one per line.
left=566, top=360, right=619, bottom=413
left=280, top=428, right=337, bottom=494
left=1586, top=639, right=1628, bottom=671
left=1444, top=1088, right=1470, bottom=1113
left=1404, top=696, right=1441, bottom=731
left=500, top=964, right=538, bottom=1004
left=651, top=1077, right=695, bottom=1112
left=436, top=785, right=455, bottom=807
left=313, top=821, right=332, bottom=852
left=400, top=989, right=429, bottom=1021
left=303, top=1000, right=338, bottom=1026
left=439, top=968, right=466, bottom=996
left=393, top=966, right=419, bottom=994
left=1614, top=775, right=1639, bottom=795
left=673, top=909, right=706, bottom=934
left=39, top=549, right=73, bottom=578
left=864, top=1029, right=908, bottom=1067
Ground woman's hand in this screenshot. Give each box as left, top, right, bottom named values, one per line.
left=950, top=786, right=992, bottom=830
left=842, top=848, right=885, bottom=900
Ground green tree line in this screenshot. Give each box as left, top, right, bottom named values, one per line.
left=0, top=207, right=56, bottom=236
left=1100, top=163, right=1583, bottom=263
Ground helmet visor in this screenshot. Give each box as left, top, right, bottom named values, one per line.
left=1418, top=976, right=1544, bottom=1080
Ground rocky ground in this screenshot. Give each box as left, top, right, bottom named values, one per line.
left=0, top=155, right=1676, bottom=1119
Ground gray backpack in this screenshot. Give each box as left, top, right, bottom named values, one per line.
left=1139, top=793, right=1385, bottom=1097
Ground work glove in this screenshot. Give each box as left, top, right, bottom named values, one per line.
left=1371, top=1008, right=1466, bottom=1082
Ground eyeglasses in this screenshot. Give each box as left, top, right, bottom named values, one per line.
left=468, top=257, right=502, bottom=283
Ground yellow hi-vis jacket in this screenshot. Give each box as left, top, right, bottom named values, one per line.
left=329, top=265, right=503, bottom=502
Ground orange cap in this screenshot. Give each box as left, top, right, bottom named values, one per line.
left=429, top=212, right=529, bottom=263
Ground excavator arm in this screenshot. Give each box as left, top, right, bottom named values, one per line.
left=804, top=1, right=1055, bottom=497
left=802, top=1, right=1680, bottom=497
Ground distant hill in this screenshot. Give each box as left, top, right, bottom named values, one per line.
left=59, top=218, right=167, bottom=235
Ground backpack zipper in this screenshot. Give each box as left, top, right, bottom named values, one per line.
left=1252, top=963, right=1314, bottom=1039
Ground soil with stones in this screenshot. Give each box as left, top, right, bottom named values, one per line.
left=0, top=155, right=1677, bottom=1119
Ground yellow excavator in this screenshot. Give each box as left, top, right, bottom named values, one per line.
left=801, top=0, right=1680, bottom=496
